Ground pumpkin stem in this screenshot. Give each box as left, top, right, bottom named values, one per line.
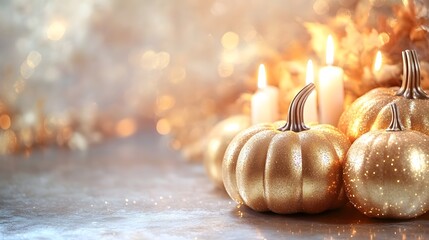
left=387, top=103, right=404, bottom=132
left=278, top=83, right=315, bottom=132
left=396, top=50, right=429, bottom=99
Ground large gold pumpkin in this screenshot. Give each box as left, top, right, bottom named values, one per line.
left=344, top=103, right=429, bottom=219
left=204, top=115, right=250, bottom=187
left=338, top=50, right=429, bottom=142
left=222, top=83, right=351, bottom=214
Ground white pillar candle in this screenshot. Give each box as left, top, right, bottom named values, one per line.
left=251, top=64, right=279, bottom=124
left=303, top=60, right=318, bottom=123
left=318, top=35, right=344, bottom=126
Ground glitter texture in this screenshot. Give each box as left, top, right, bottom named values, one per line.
left=344, top=103, right=429, bottom=219
left=222, top=85, right=351, bottom=214
left=339, top=50, right=429, bottom=142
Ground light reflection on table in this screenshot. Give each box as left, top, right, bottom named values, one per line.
left=0, top=130, right=427, bottom=239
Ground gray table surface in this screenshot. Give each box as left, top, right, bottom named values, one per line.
left=0, top=130, right=428, bottom=239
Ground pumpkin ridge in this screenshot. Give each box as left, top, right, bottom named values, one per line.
left=263, top=132, right=281, bottom=211
left=345, top=132, right=378, bottom=212
left=342, top=93, right=395, bottom=142
left=366, top=132, right=387, bottom=216
left=317, top=129, right=346, bottom=210
left=298, top=133, right=304, bottom=212
left=223, top=125, right=271, bottom=204
left=298, top=130, right=345, bottom=213
left=372, top=99, right=412, bottom=132
left=236, top=129, right=274, bottom=211
left=345, top=100, right=377, bottom=139
left=383, top=130, right=400, bottom=217
left=371, top=100, right=395, bottom=131
left=264, top=131, right=301, bottom=213
left=318, top=125, right=351, bottom=208
left=375, top=132, right=387, bottom=217
left=319, top=132, right=338, bottom=210
left=315, top=125, right=350, bottom=160
left=406, top=99, right=429, bottom=133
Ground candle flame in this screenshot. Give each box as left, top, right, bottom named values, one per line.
left=306, top=60, right=314, bottom=84
left=257, top=64, right=267, bottom=89
left=374, top=51, right=382, bottom=72
left=326, top=35, right=334, bottom=65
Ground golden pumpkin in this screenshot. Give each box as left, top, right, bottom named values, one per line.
left=222, top=83, right=351, bottom=214
left=344, top=103, right=429, bottom=219
left=204, top=115, right=250, bottom=187
left=338, top=49, right=429, bottom=142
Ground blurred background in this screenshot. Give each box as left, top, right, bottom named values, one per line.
left=0, top=0, right=427, bottom=158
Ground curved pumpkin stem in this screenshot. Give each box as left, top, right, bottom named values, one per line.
left=396, top=49, right=429, bottom=99
left=387, top=103, right=404, bottom=132
left=278, top=83, right=315, bottom=132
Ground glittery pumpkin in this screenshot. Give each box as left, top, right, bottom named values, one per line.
left=344, top=103, right=429, bottom=219
left=338, top=50, right=429, bottom=143
left=222, top=83, right=351, bottom=214
left=204, top=115, right=250, bottom=188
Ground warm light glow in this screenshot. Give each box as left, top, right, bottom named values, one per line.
left=158, top=51, right=170, bottom=69
left=326, top=35, right=335, bottom=65
left=306, top=60, right=314, bottom=84
left=26, top=51, right=42, bottom=68
left=20, top=62, right=34, bottom=79
left=156, top=118, right=171, bottom=135
left=218, top=62, right=234, bottom=77
left=156, top=95, right=175, bottom=113
left=130, top=49, right=170, bottom=70
left=313, top=0, right=330, bottom=15
left=0, top=114, right=11, bottom=130
left=257, top=64, right=267, bottom=89
left=115, top=118, right=137, bottom=138
left=47, top=21, right=66, bottom=41
left=221, top=31, right=239, bottom=50
left=402, top=0, right=409, bottom=7
left=225, top=122, right=242, bottom=132
left=374, top=51, right=383, bottom=72
left=378, top=32, right=390, bottom=45
left=410, top=149, right=426, bottom=172
left=141, top=50, right=158, bottom=70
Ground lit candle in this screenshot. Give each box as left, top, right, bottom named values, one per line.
left=318, top=35, right=344, bottom=126
left=303, top=60, right=318, bottom=123
left=251, top=64, right=279, bottom=124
